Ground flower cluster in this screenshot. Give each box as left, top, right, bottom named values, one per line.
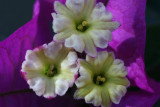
left=21, top=0, right=130, bottom=107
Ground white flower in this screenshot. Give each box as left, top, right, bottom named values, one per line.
left=21, top=41, right=78, bottom=98
left=52, top=0, right=120, bottom=57
left=74, top=51, right=130, bottom=107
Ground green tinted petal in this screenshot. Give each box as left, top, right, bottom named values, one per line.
left=54, top=28, right=74, bottom=42
left=83, top=34, right=97, bottom=57
left=107, top=77, right=130, bottom=87
left=74, top=84, right=93, bottom=99
left=102, top=52, right=114, bottom=74
left=90, top=21, right=120, bottom=31
left=54, top=1, right=74, bottom=18
left=82, top=0, right=95, bottom=19
left=78, top=59, right=94, bottom=75
left=101, top=87, right=111, bottom=107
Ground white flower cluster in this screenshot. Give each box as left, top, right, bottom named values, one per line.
left=21, top=0, right=130, bottom=107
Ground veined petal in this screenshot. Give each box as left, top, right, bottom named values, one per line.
left=54, top=1, right=74, bottom=18
left=74, top=84, right=93, bottom=99
left=108, top=84, right=127, bottom=104
left=75, top=66, right=91, bottom=88
left=83, top=34, right=97, bottom=57
left=65, top=34, right=85, bottom=53
left=101, top=88, right=111, bottom=107
left=85, top=88, right=102, bottom=106
left=43, top=79, right=56, bottom=98
left=86, top=51, right=108, bottom=70
left=90, top=2, right=113, bottom=21
left=52, top=13, right=73, bottom=33
left=82, top=0, right=95, bottom=18
left=27, top=77, right=45, bottom=96
left=53, top=28, right=74, bottom=42
left=90, top=30, right=112, bottom=48
left=66, top=0, right=84, bottom=14
left=43, top=41, right=62, bottom=60
left=107, top=59, right=128, bottom=77
left=55, top=79, right=69, bottom=96
left=61, top=51, right=78, bottom=73
left=91, top=21, right=120, bottom=31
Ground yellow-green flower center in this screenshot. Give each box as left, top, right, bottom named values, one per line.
left=94, top=75, right=106, bottom=85
left=44, top=65, right=58, bottom=77
left=76, top=20, right=89, bottom=32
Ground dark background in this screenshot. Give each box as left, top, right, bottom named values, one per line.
left=0, top=0, right=160, bottom=106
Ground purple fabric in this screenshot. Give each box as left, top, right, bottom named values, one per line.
left=0, top=0, right=159, bottom=107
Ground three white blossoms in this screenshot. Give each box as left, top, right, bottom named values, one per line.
left=21, top=0, right=130, bottom=107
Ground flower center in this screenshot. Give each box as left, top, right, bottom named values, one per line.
left=76, top=21, right=89, bottom=32
left=44, top=65, right=58, bottom=77
left=93, top=75, right=106, bottom=85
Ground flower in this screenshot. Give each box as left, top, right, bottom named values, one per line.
left=0, top=0, right=160, bottom=107
left=21, top=41, right=78, bottom=98
left=75, top=51, right=130, bottom=107
left=52, top=0, right=120, bottom=57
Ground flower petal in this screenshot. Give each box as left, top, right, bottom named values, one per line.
left=107, top=59, right=128, bottom=77
left=83, top=34, right=97, bottom=57
left=85, top=88, right=102, bottom=106
left=90, top=2, right=113, bottom=21
left=90, top=30, right=112, bottom=48
left=75, top=66, right=91, bottom=88
left=43, top=79, right=56, bottom=98
left=53, top=28, right=74, bottom=42
left=27, top=77, right=45, bottom=96
left=55, top=79, right=69, bottom=96
left=108, top=84, right=127, bottom=104
left=54, top=1, right=74, bottom=18
left=52, top=13, right=73, bottom=33
left=91, top=21, right=120, bottom=31
left=65, top=34, right=85, bottom=53
left=66, top=0, right=84, bottom=14
left=43, top=41, right=62, bottom=60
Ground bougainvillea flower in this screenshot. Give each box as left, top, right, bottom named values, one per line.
left=52, top=0, right=120, bottom=57
left=0, top=0, right=160, bottom=107
left=75, top=51, right=130, bottom=106
left=21, top=41, right=78, bottom=98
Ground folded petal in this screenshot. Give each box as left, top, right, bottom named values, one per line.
left=91, top=2, right=113, bottom=21
left=65, top=34, right=85, bottom=53
left=66, top=0, right=84, bottom=14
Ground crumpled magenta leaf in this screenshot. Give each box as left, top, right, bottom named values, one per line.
left=0, top=0, right=160, bottom=107
left=112, top=90, right=160, bottom=107
left=106, top=0, right=153, bottom=92
left=0, top=0, right=52, bottom=100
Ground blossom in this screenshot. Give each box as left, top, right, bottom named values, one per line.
left=75, top=51, right=130, bottom=107
left=21, top=41, right=78, bottom=98
left=52, top=0, right=120, bottom=57
left=0, top=0, right=160, bottom=107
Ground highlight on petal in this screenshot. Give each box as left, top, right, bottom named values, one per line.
left=52, top=0, right=119, bottom=57
left=74, top=51, right=130, bottom=107
left=90, top=30, right=112, bottom=48
left=52, top=13, right=73, bottom=33
left=91, top=2, right=113, bottom=21
left=83, top=34, right=97, bottom=57
left=66, top=0, right=84, bottom=14
left=65, top=34, right=85, bottom=53
left=21, top=41, right=79, bottom=98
